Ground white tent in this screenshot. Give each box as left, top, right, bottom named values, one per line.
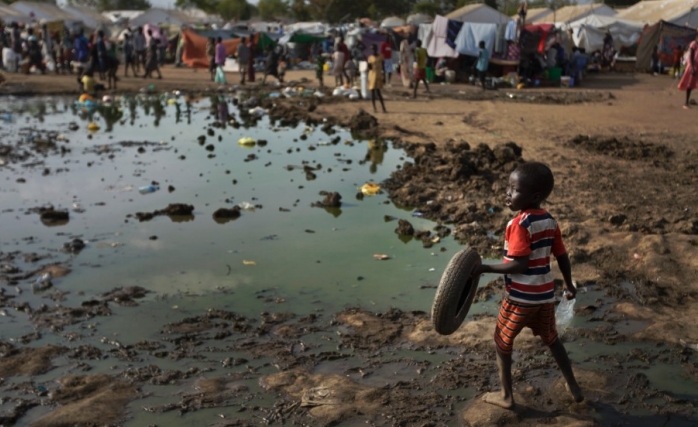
left=9, top=1, right=81, bottom=23
left=446, top=3, right=511, bottom=24
left=532, top=3, right=617, bottom=24
left=380, top=16, right=406, bottom=28
left=567, top=15, right=644, bottom=52
left=63, top=4, right=111, bottom=30
left=406, top=13, right=432, bottom=25
left=0, top=1, right=32, bottom=24
left=102, top=10, right=145, bottom=24
left=129, top=8, right=188, bottom=27
left=619, top=0, right=698, bottom=27
left=284, top=22, right=327, bottom=35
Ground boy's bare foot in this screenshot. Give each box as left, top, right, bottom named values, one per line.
left=683, top=104, right=690, bottom=109
left=482, top=392, right=514, bottom=409
left=565, top=383, right=584, bottom=403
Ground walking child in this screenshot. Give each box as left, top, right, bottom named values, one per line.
left=315, top=52, right=326, bottom=88
left=476, top=40, right=490, bottom=89
left=368, top=44, right=387, bottom=113
left=475, top=162, right=584, bottom=409
left=412, top=40, right=429, bottom=98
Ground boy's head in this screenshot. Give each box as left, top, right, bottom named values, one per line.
left=416, top=40, right=422, bottom=48
left=506, top=162, right=554, bottom=211
left=479, top=40, right=485, bottom=49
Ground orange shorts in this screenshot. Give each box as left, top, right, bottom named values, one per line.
left=494, top=297, right=558, bottom=355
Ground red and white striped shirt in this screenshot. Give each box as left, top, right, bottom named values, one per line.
left=503, top=209, right=566, bottom=304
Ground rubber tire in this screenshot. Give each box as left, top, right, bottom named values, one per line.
left=431, top=248, right=482, bottom=335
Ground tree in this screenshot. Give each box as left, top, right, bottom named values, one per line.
left=289, top=0, right=312, bottom=21
left=412, top=0, right=441, bottom=16
left=257, top=0, right=288, bottom=20
left=176, top=0, right=251, bottom=21
left=219, top=0, right=252, bottom=21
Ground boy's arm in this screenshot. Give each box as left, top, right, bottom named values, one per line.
left=555, top=253, right=576, bottom=299
left=476, top=256, right=528, bottom=276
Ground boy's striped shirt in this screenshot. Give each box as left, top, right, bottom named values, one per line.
left=503, top=209, right=566, bottom=304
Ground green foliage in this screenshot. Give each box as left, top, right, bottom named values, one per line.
left=219, top=0, right=252, bottom=21
left=68, top=0, right=151, bottom=11
left=412, top=0, right=441, bottom=16
left=483, top=0, right=497, bottom=10
left=257, top=0, right=289, bottom=20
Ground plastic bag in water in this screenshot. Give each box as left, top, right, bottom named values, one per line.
left=556, top=291, right=575, bottom=330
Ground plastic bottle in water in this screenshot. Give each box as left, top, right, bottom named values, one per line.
left=32, top=272, right=53, bottom=292
left=138, top=185, right=159, bottom=194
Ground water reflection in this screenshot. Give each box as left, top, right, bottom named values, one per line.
left=366, top=139, right=388, bottom=174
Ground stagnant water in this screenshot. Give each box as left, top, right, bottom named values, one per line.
left=0, top=97, right=696, bottom=426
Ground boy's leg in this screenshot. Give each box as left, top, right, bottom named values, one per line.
left=423, top=78, right=430, bottom=93
left=482, top=349, right=514, bottom=409
left=377, top=89, right=386, bottom=112
left=412, top=79, right=419, bottom=98
left=548, top=338, right=584, bottom=402
left=371, top=89, right=377, bottom=112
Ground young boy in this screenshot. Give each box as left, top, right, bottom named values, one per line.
left=476, top=40, right=489, bottom=89
left=315, top=53, right=326, bottom=88
left=412, top=40, right=429, bottom=98
left=475, top=161, right=584, bottom=409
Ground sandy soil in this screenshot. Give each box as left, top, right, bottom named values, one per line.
left=2, top=67, right=698, bottom=426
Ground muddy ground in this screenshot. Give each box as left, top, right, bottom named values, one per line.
left=1, top=68, right=698, bottom=426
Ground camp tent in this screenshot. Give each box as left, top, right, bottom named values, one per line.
left=129, top=8, right=192, bottom=27
left=531, top=3, right=616, bottom=24
left=567, top=15, right=644, bottom=52
left=406, top=13, right=432, bottom=25
left=0, top=1, right=32, bottom=24
left=619, top=0, right=698, bottom=27
left=446, top=3, right=511, bottom=24
left=381, top=17, right=406, bottom=28
left=285, top=22, right=327, bottom=35
left=181, top=29, right=257, bottom=68
left=63, top=5, right=111, bottom=30
left=102, top=10, right=145, bottom=24
left=278, top=32, right=325, bottom=45
left=10, top=1, right=81, bottom=23
left=635, top=20, right=696, bottom=70
left=511, top=7, right=553, bottom=23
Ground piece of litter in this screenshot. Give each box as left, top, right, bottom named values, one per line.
left=373, top=254, right=391, bottom=260
left=428, top=268, right=435, bottom=271
left=242, top=260, right=256, bottom=265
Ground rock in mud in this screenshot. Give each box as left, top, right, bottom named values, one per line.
left=63, top=239, right=85, bottom=253
left=39, top=209, right=69, bottom=223
left=347, top=109, right=378, bottom=137
left=213, top=207, right=241, bottom=219
left=395, top=219, right=415, bottom=236
left=134, top=203, right=194, bottom=221
left=312, top=192, right=342, bottom=208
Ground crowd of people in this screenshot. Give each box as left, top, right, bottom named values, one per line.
left=0, top=21, right=173, bottom=93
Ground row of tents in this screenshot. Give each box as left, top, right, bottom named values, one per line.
left=0, top=1, right=218, bottom=28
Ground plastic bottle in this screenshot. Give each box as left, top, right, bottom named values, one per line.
left=359, top=61, right=368, bottom=99
left=138, top=185, right=159, bottom=194
left=32, top=272, right=53, bottom=292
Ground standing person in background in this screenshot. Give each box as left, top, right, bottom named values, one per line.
left=380, top=34, right=393, bottom=85
left=246, top=37, right=256, bottom=83
left=61, top=27, right=73, bottom=74
left=337, top=36, right=351, bottom=85
left=332, top=42, right=345, bottom=87
left=367, top=44, right=387, bottom=113
left=96, top=30, right=107, bottom=79
left=476, top=40, right=490, bottom=89
left=206, top=37, right=215, bottom=81
left=236, top=37, right=250, bottom=84
left=175, top=27, right=185, bottom=67
left=678, top=34, right=698, bottom=109
left=261, top=45, right=281, bottom=85
left=412, top=39, right=429, bottom=98
left=133, top=27, right=146, bottom=73
left=123, top=33, right=137, bottom=77
left=143, top=29, right=162, bottom=79
left=315, top=52, right=326, bottom=88
left=73, top=28, right=89, bottom=86
left=158, top=27, right=167, bottom=66
left=672, top=44, right=684, bottom=78
left=215, top=36, right=226, bottom=72
left=399, top=35, right=414, bottom=88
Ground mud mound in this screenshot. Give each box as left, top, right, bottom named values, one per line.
left=568, top=135, right=673, bottom=162
left=347, top=109, right=378, bottom=137
left=382, top=141, right=523, bottom=255
left=33, top=374, right=136, bottom=427
left=0, top=345, right=67, bottom=377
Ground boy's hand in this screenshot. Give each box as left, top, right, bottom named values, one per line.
left=563, top=283, right=577, bottom=300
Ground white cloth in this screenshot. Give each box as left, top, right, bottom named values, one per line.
left=427, top=15, right=458, bottom=59
left=454, top=22, right=497, bottom=57
left=505, top=19, right=517, bottom=41
left=418, top=23, right=433, bottom=49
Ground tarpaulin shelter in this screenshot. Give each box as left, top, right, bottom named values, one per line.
left=619, top=0, right=698, bottom=27
left=531, top=3, right=616, bottom=25
left=258, top=32, right=282, bottom=51
left=446, top=3, right=511, bottom=24
left=635, top=20, right=696, bottom=70
left=522, top=23, right=555, bottom=54
left=0, top=1, right=32, bottom=24
left=381, top=16, right=406, bottom=28
left=567, top=15, right=643, bottom=53
left=510, top=7, right=553, bottom=23
left=407, top=13, right=432, bottom=26
left=181, top=29, right=257, bottom=68
left=278, top=32, right=325, bottom=45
